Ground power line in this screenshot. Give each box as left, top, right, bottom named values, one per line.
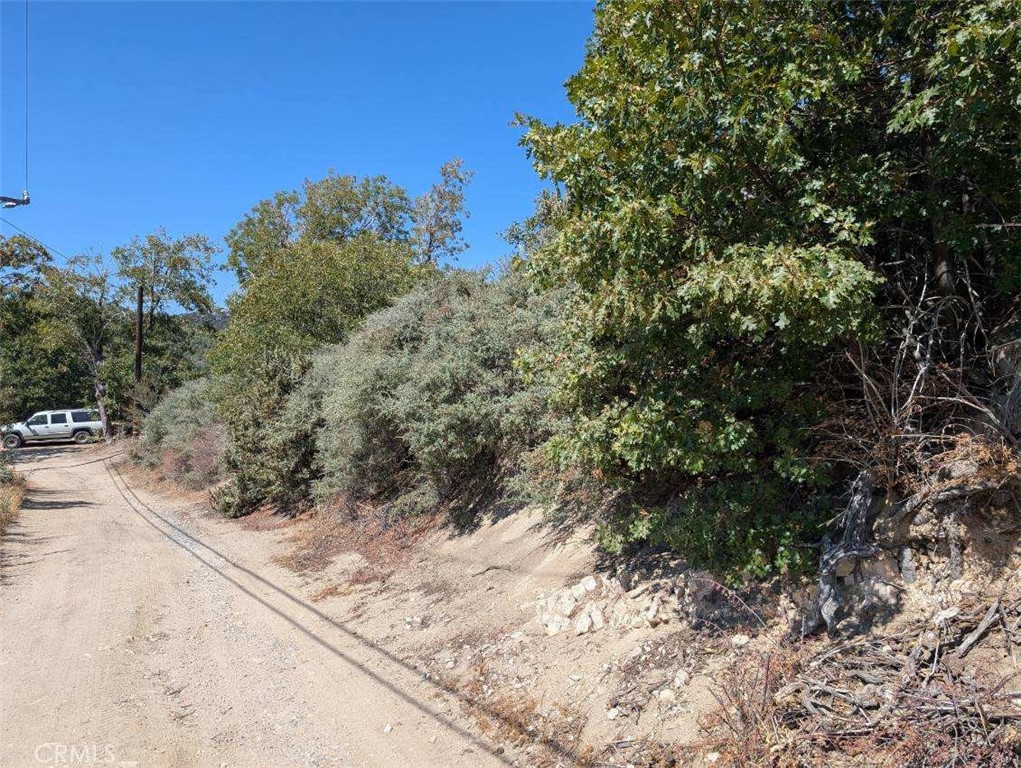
left=0, top=216, right=69, bottom=260
left=24, top=0, right=30, bottom=192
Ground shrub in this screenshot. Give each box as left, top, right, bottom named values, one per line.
left=518, top=0, right=1020, bottom=577
left=134, top=378, right=225, bottom=489
left=0, top=457, right=15, bottom=486
left=0, top=455, right=24, bottom=534
left=311, top=269, right=562, bottom=524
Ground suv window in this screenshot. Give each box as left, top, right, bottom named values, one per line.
left=27, top=414, right=47, bottom=426
left=51, top=413, right=68, bottom=424
left=71, top=411, right=96, bottom=423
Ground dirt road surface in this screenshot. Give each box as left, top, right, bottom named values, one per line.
left=0, top=445, right=509, bottom=768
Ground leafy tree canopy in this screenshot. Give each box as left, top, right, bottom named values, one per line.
left=209, top=163, right=473, bottom=516
left=224, top=162, right=473, bottom=281
left=521, top=0, right=1019, bottom=486
left=111, top=229, right=217, bottom=329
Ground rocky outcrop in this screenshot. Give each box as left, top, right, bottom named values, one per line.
left=533, top=570, right=749, bottom=637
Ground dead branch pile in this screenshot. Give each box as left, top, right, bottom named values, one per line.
left=701, top=590, right=1021, bottom=766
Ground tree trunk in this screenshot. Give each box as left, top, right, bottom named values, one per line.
left=90, top=339, right=111, bottom=443
left=134, top=284, right=144, bottom=434
left=933, top=241, right=955, bottom=297
left=94, top=379, right=111, bottom=444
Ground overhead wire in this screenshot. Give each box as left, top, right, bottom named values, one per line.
left=24, top=0, right=29, bottom=193
left=0, top=215, right=69, bottom=260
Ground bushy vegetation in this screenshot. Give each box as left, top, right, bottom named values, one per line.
left=208, top=165, right=469, bottom=517
left=0, top=454, right=24, bottom=535
left=133, top=378, right=225, bottom=489
left=519, top=0, right=1020, bottom=575
left=309, top=269, right=562, bottom=523
left=129, top=0, right=1018, bottom=583
left=1, top=231, right=219, bottom=430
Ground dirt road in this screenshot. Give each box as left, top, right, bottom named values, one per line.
left=0, top=445, right=508, bottom=768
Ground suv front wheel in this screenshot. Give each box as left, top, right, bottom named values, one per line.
left=72, top=429, right=93, bottom=445
left=2, top=433, right=23, bottom=449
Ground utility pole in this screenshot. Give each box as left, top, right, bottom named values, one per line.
left=133, top=284, right=144, bottom=434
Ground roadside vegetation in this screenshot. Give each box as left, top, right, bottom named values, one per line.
left=1, top=230, right=220, bottom=434
left=130, top=378, right=224, bottom=490
left=5, top=0, right=1018, bottom=589
left=0, top=455, right=24, bottom=535
left=1, top=3, right=1017, bottom=764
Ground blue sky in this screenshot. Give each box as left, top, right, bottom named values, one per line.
left=0, top=1, right=592, bottom=303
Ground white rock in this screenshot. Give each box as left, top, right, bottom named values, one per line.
left=574, top=611, right=593, bottom=635
left=600, top=575, right=624, bottom=594
left=658, top=689, right=676, bottom=703
left=581, top=575, right=598, bottom=593
left=673, top=669, right=690, bottom=688
left=706, top=752, right=720, bottom=763
left=731, top=634, right=751, bottom=647
left=545, top=614, right=571, bottom=636
left=606, top=707, right=621, bottom=720
left=610, top=600, right=632, bottom=629
left=383, top=723, right=393, bottom=733
left=589, top=605, right=605, bottom=631
left=642, top=595, right=661, bottom=622
left=627, top=583, right=651, bottom=599
left=554, top=591, right=578, bottom=617
left=571, top=583, right=588, bottom=600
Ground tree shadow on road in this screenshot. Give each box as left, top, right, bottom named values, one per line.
left=19, top=488, right=96, bottom=511
left=0, top=518, right=67, bottom=586
left=4, top=444, right=88, bottom=465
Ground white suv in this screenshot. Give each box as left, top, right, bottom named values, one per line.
left=2, top=408, right=103, bottom=449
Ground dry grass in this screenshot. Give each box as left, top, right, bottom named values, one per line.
left=347, top=565, right=384, bottom=586
left=276, top=502, right=438, bottom=576
left=0, top=468, right=25, bottom=536
left=694, top=589, right=1021, bottom=767
left=448, top=660, right=595, bottom=768
left=118, top=460, right=210, bottom=505
left=308, top=583, right=351, bottom=603
left=238, top=505, right=299, bottom=532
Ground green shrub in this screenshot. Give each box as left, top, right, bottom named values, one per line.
left=595, top=481, right=830, bottom=584
left=0, top=459, right=15, bottom=487
left=310, top=269, right=562, bottom=524
left=134, top=378, right=225, bottom=489
left=517, top=0, right=1019, bottom=577
left=209, top=171, right=432, bottom=517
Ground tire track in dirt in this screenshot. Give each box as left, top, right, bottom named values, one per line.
left=1, top=445, right=510, bottom=767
